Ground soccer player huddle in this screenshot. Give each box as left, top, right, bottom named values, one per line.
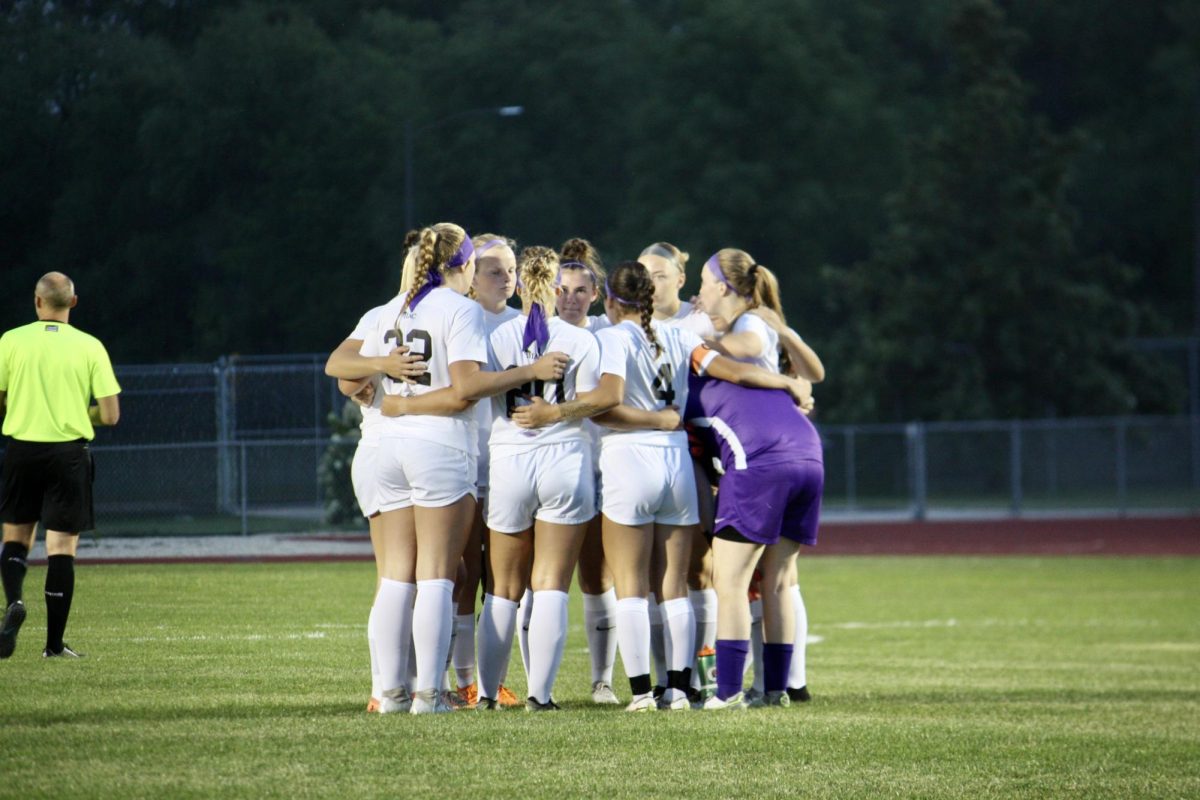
left=325, top=225, right=826, bottom=714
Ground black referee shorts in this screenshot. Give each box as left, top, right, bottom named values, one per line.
left=0, top=439, right=95, bottom=533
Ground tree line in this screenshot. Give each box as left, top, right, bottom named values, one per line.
left=2, top=0, right=1196, bottom=422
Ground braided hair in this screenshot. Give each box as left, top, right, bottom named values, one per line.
left=401, top=222, right=467, bottom=313
left=607, top=260, right=661, bottom=358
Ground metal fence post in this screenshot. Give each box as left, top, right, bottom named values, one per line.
left=906, top=422, right=927, bottom=520
left=1010, top=421, right=1023, bottom=517
left=1115, top=417, right=1128, bottom=517
left=240, top=441, right=249, bottom=536
left=845, top=426, right=857, bottom=512
left=215, top=357, right=234, bottom=514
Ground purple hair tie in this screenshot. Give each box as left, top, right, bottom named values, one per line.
left=522, top=303, right=551, bottom=356
left=604, top=278, right=639, bottom=307
left=705, top=253, right=746, bottom=298
left=408, top=269, right=443, bottom=310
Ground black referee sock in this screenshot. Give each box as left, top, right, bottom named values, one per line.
left=1, top=541, right=29, bottom=606
left=44, top=555, right=75, bottom=653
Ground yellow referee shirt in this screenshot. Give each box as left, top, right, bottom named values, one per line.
left=0, top=321, right=121, bottom=442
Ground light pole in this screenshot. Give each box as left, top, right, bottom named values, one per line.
left=404, top=105, right=524, bottom=232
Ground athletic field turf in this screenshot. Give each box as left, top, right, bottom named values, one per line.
left=2, top=556, right=1197, bottom=799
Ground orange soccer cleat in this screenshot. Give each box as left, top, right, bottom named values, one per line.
left=456, top=682, right=478, bottom=707
left=497, top=684, right=521, bottom=708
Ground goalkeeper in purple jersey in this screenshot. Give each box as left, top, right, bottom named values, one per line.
left=683, top=373, right=823, bottom=709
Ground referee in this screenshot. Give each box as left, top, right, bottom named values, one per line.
left=0, top=272, right=120, bottom=659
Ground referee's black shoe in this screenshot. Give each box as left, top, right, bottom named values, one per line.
left=43, top=643, right=84, bottom=658
left=0, top=600, right=26, bottom=659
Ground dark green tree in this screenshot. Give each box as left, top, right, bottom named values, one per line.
left=822, top=0, right=1168, bottom=422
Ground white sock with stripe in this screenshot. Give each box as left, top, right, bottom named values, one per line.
left=660, top=596, right=695, bottom=703
left=583, top=588, right=617, bottom=685
left=616, top=596, right=651, bottom=687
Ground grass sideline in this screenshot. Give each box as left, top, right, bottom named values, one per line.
left=1, top=557, right=1197, bottom=799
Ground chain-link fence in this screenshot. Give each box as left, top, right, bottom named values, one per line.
left=4, top=356, right=1197, bottom=535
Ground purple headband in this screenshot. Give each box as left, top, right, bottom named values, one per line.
left=704, top=253, right=747, bottom=298
left=557, top=260, right=596, bottom=287
left=522, top=303, right=550, bottom=356
left=604, top=278, right=639, bottom=307
left=475, top=238, right=507, bottom=256
left=410, top=234, right=473, bottom=310
left=447, top=236, right=475, bottom=269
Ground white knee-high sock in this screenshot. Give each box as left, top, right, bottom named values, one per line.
left=660, top=597, right=695, bottom=703
left=749, top=597, right=764, bottom=693
left=582, top=588, right=617, bottom=685
left=788, top=583, right=808, bottom=689
left=368, top=603, right=381, bottom=699
left=477, top=594, right=519, bottom=701
left=648, top=593, right=667, bottom=688
left=516, top=588, right=533, bottom=681
left=689, top=588, right=717, bottom=690
left=441, top=621, right=456, bottom=692
left=526, top=590, right=569, bottom=704
left=374, top=579, right=416, bottom=694
left=616, top=596, right=651, bottom=684
left=412, top=578, right=454, bottom=694
left=453, top=613, right=476, bottom=688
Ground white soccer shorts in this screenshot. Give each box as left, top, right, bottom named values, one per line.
left=375, top=438, right=477, bottom=511
left=351, top=440, right=381, bottom=517
left=487, top=442, right=596, bottom=533
left=599, top=441, right=700, bottom=527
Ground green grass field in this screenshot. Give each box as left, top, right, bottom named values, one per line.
left=2, top=557, right=1198, bottom=799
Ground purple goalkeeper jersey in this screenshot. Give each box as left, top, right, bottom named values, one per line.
left=684, top=374, right=823, bottom=471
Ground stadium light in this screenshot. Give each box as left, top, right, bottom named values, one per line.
left=404, top=105, right=526, bottom=232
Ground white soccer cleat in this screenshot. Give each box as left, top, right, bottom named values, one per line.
left=591, top=681, right=620, bottom=705
left=378, top=687, right=412, bottom=714
left=410, top=688, right=455, bottom=714
left=624, top=692, right=657, bottom=712
left=702, top=691, right=747, bottom=710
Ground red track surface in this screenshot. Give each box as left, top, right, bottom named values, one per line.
left=813, top=515, right=1200, bottom=556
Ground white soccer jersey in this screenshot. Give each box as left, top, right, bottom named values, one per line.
left=347, top=304, right=387, bottom=442
left=730, top=312, right=779, bottom=373
left=488, top=315, right=601, bottom=451
left=360, top=286, right=488, bottom=453
left=661, top=300, right=716, bottom=338
left=585, top=315, right=611, bottom=334
left=595, top=319, right=707, bottom=448
left=473, top=305, right=522, bottom=478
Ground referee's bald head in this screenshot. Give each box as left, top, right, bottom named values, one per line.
left=36, top=272, right=76, bottom=310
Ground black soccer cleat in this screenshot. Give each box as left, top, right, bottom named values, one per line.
left=43, top=643, right=84, bottom=659
left=0, top=600, right=26, bottom=659
left=786, top=686, right=812, bottom=703
left=525, top=696, right=561, bottom=712
left=475, top=696, right=498, bottom=710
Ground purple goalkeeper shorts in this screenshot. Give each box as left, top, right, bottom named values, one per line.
left=712, top=459, right=823, bottom=546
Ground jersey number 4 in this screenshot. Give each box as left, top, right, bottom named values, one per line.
left=652, top=363, right=675, bottom=405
